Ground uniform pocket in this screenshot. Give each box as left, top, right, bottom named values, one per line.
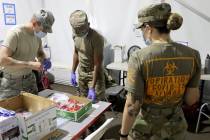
left=0, top=77, right=21, bottom=99
left=0, top=77, right=21, bottom=90
left=132, top=114, right=152, bottom=134
left=129, top=115, right=153, bottom=140
left=163, top=110, right=188, bottom=136
left=0, top=78, right=11, bottom=88
left=22, top=74, right=38, bottom=94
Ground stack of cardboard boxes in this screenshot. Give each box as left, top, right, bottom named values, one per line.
left=0, top=93, right=57, bottom=140
left=0, top=92, right=93, bottom=140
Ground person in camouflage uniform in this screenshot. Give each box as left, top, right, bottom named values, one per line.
left=120, top=3, right=201, bottom=140
left=69, top=10, right=105, bottom=102
left=0, top=9, right=54, bottom=99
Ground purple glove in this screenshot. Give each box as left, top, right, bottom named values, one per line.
left=70, top=72, right=77, bottom=87
left=87, top=88, right=96, bottom=101
left=43, top=58, right=52, bottom=70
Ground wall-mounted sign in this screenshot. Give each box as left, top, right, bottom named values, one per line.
left=3, top=3, right=16, bottom=14
left=4, top=14, right=16, bottom=25
left=2, top=3, right=16, bottom=25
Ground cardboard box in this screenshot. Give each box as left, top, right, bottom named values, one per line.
left=56, top=96, right=92, bottom=122
left=0, top=93, right=57, bottom=140
left=0, top=108, right=20, bottom=140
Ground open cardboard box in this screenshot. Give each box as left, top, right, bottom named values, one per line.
left=0, top=93, right=57, bottom=140
left=0, top=92, right=55, bottom=113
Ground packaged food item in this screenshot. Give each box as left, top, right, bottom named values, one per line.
left=0, top=107, right=20, bottom=140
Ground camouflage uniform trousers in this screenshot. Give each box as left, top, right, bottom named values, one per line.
left=78, top=68, right=106, bottom=132
left=78, top=69, right=105, bottom=100
left=0, top=72, right=38, bottom=100
left=129, top=106, right=188, bottom=140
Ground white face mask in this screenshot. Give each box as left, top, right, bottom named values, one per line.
left=80, top=32, right=88, bottom=38
left=34, top=31, right=47, bottom=38
left=142, top=28, right=152, bottom=46
left=142, top=32, right=152, bottom=46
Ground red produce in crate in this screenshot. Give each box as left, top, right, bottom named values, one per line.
left=68, top=99, right=79, bottom=104
left=67, top=105, right=81, bottom=112
left=67, top=107, right=75, bottom=112
left=60, top=105, right=68, bottom=110
left=74, top=105, right=81, bottom=111
left=55, top=98, right=85, bottom=112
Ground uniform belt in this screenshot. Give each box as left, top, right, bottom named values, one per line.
left=2, top=72, right=32, bottom=79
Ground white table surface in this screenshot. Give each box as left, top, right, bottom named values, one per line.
left=200, top=74, right=210, bottom=80
left=106, top=62, right=128, bottom=71
left=39, top=89, right=111, bottom=140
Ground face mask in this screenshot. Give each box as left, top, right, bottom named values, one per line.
left=80, top=32, right=88, bottom=38
left=142, top=31, right=152, bottom=46
left=34, top=31, right=47, bottom=38
left=73, top=25, right=89, bottom=38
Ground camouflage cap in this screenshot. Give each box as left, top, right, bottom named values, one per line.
left=136, top=3, right=171, bottom=28
left=34, top=9, right=55, bottom=33
left=69, top=10, right=88, bottom=28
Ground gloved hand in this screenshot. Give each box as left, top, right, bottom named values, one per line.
left=87, top=88, right=96, bottom=101
left=70, top=72, right=77, bottom=87
left=42, top=58, right=52, bottom=70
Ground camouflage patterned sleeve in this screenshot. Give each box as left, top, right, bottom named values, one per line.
left=2, top=29, right=17, bottom=53
left=125, top=52, right=145, bottom=100
left=187, top=50, right=201, bottom=87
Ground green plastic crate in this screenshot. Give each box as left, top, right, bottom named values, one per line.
left=56, top=96, right=92, bottom=121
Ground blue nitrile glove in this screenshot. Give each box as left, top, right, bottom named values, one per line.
left=87, top=88, right=96, bottom=101
left=43, top=58, right=52, bottom=70
left=70, top=72, right=77, bottom=87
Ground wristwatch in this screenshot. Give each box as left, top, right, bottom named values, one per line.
left=119, top=131, right=128, bottom=138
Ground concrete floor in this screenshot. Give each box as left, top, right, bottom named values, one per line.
left=51, top=84, right=210, bottom=140
left=102, top=112, right=210, bottom=140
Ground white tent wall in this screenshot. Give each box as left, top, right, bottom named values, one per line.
left=44, top=0, right=159, bottom=69
left=0, top=0, right=43, bottom=41
left=44, top=0, right=210, bottom=84
left=0, top=0, right=210, bottom=85
left=43, top=0, right=159, bottom=84
left=44, top=0, right=210, bottom=67
left=42, top=0, right=89, bottom=69
left=170, top=0, right=210, bottom=63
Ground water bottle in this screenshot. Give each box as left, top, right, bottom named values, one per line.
left=204, top=54, right=210, bottom=74
left=113, top=45, right=123, bottom=63
left=43, top=44, right=51, bottom=59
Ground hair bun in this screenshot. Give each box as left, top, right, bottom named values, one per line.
left=167, top=13, right=183, bottom=30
